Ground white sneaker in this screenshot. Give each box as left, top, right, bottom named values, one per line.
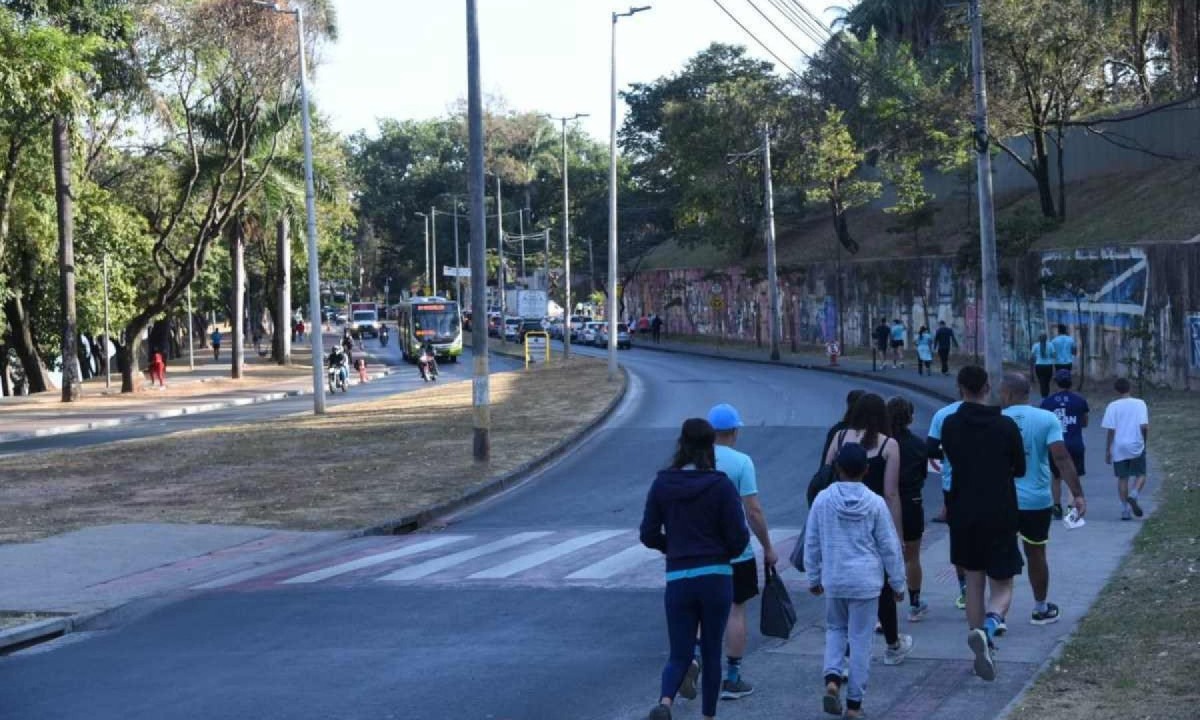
left=883, top=634, right=913, bottom=665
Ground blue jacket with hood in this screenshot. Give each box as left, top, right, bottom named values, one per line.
left=640, top=469, right=750, bottom=573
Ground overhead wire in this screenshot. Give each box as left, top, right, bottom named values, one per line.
left=710, top=0, right=804, bottom=78
left=740, top=0, right=812, bottom=60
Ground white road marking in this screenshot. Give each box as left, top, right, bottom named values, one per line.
left=565, top=543, right=662, bottom=580
left=281, top=536, right=469, bottom=584
left=377, top=532, right=552, bottom=581
left=468, top=530, right=626, bottom=579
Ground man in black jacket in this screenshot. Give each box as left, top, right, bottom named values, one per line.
left=940, top=365, right=1026, bottom=683
left=873, top=319, right=891, bottom=370
left=933, top=321, right=959, bottom=375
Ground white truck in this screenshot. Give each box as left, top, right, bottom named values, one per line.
left=504, top=289, right=548, bottom=320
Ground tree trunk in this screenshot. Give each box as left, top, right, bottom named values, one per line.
left=231, top=219, right=245, bottom=379
left=1055, top=124, right=1067, bottom=222
left=53, top=116, right=82, bottom=402
left=0, top=344, right=10, bottom=397
left=1032, top=130, right=1056, bottom=219
left=117, top=332, right=142, bottom=394
left=274, top=211, right=291, bottom=365
left=4, top=295, right=52, bottom=393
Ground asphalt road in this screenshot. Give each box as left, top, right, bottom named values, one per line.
left=0, top=346, right=953, bottom=720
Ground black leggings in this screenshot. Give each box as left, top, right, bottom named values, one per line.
left=1035, top=364, right=1053, bottom=398
left=878, top=573, right=899, bottom=645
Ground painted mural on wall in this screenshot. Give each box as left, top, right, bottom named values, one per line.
left=625, top=243, right=1200, bottom=387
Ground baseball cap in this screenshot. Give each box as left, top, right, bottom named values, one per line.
left=1054, top=368, right=1073, bottom=383
left=834, top=443, right=869, bottom=478
left=707, top=403, right=744, bottom=431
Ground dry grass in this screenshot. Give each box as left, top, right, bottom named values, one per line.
left=0, top=358, right=623, bottom=544
left=1012, top=389, right=1200, bottom=720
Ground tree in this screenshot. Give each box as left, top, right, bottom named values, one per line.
left=835, top=0, right=951, bottom=58
left=884, top=156, right=939, bottom=328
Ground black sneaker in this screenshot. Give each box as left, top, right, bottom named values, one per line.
left=823, top=682, right=843, bottom=716
left=720, top=678, right=754, bottom=700
left=677, top=660, right=699, bottom=700
left=1031, top=603, right=1061, bottom=625
left=1050, top=504, right=1064, bottom=520
left=648, top=704, right=672, bottom=720
left=1128, top=497, right=1144, bottom=517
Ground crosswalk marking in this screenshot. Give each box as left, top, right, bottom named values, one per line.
left=281, top=536, right=470, bottom=585
left=565, top=543, right=661, bottom=580
left=468, top=530, right=626, bottom=579
left=378, top=532, right=553, bottom=582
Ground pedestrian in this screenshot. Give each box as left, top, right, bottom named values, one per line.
left=889, top=318, right=906, bottom=369
left=805, top=443, right=906, bottom=720
left=819, top=389, right=865, bottom=471
left=211, top=328, right=222, bottom=361
left=1051, top=324, right=1075, bottom=376
left=703, top=403, right=776, bottom=701
left=640, top=418, right=749, bottom=720
left=1040, top=370, right=1089, bottom=519
left=933, top=320, right=959, bottom=375
left=1102, top=377, right=1150, bottom=521
left=915, top=326, right=933, bottom=376
left=298, top=320, right=305, bottom=342
left=1030, top=333, right=1055, bottom=398
left=652, top=314, right=664, bottom=344
left=149, top=350, right=167, bottom=388
left=873, top=319, right=891, bottom=371
left=887, top=396, right=930, bottom=622
left=822, top=393, right=913, bottom=665
left=1000, top=373, right=1087, bottom=628
left=925, top=397, right=968, bottom=609
left=939, top=365, right=1027, bottom=682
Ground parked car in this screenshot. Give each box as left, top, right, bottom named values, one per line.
left=503, top=317, right=521, bottom=341
left=596, top=322, right=632, bottom=350
left=517, top=318, right=545, bottom=341
left=581, top=321, right=604, bottom=346
left=547, top=318, right=564, bottom=339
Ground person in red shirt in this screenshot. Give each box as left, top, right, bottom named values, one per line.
left=149, top=351, right=167, bottom=388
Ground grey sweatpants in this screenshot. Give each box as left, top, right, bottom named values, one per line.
left=823, top=597, right=876, bottom=705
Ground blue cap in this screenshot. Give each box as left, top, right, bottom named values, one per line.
left=1054, top=368, right=1073, bottom=383
left=707, top=403, right=744, bottom=431
left=834, top=443, right=869, bottom=478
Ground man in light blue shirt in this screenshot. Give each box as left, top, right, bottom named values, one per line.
left=926, top=399, right=965, bottom=608
left=1000, top=373, right=1087, bottom=627
left=890, top=319, right=907, bottom=368
left=707, top=403, right=775, bottom=701
left=1051, top=324, right=1076, bottom=375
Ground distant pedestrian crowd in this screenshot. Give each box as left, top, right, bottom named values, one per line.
left=639, top=327, right=1150, bottom=720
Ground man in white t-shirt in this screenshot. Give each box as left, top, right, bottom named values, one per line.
left=1101, top=377, right=1150, bottom=521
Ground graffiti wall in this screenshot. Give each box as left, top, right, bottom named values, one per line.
left=625, top=243, right=1200, bottom=388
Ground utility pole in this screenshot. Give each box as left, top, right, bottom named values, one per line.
left=466, top=0, right=490, bottom=461
left=416, top=211, right=430, bottom=295
left=497, top=175, right=506, bottom=323
left=761, top=123, right=781, bottom=361
left=970, top=0, right=1004, bottom=393
left=431, top=206, right=439, bottom=296
left=608, top=5, right=652, bottom=382
left=545, top=113, right=588, bottom=359
left=518, top=207, right=526, bottom=281
left=451, top=197, right=463, bottom=303
left=53, top=115, right=81, bottom=402
left=543, top=228, right=550, bottom=295
left=186, top=285, right=195, bottom=370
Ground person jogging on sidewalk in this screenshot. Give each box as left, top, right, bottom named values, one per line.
left=889, top=319, right=907, bottom=369
left=806, top=442, right=906, bottom=719
left=1040, top=370, right=1089, bottom=519
left=915, top=326, right=934, bottom=376
left=1102, top=377, right=1150, bottom=521
left=933, top=321, right=958, bottom=375
left=640, top=418, right=749, bottom=720
left=706, top=403, right=776, bottom=701
left=925, top=398, right=967, bottom=609
left=210, top=328, right=222, bottom=361
left=873, top=319, right=890, bottom=370
left=1031, top=333, right=1056, bottom=398
left=888, top=396, right=930, bottom=622
left=823, top=393, right=913, bottom=665
left=1000, top=373, right=1087, bottom=627
left=1051, top=324, right=1076, bottom=376
left=940, top=365, right=1026, bottom=682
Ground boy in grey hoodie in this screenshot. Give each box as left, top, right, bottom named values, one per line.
left=805, top=443, right=907, bottom=718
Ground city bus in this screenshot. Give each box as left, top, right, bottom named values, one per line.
left=396, top=297, right=463, bottom=362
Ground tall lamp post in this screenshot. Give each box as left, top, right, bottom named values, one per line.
left=415, top=211, right=430, bottom=294
left=545, top=112, right=589, bottom=360
left=252, top=0, right=325, bottom=414
left=608, top=5, right=651, bottom=381
left=466, top=0, right=490, bottom=461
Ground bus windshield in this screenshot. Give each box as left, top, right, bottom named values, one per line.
left=414, top=307, right=460, bottom=340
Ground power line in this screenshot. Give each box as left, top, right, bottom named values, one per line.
left=710, top=0, right=803, bottom=78
left=741, top=0, right=811, bottom=60
left=765, top=0, right=829, bottom=48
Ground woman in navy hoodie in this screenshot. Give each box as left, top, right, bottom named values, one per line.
left=640, top=418, right=750, bottom=720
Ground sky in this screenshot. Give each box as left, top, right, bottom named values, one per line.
left=312, top=0, right=840, bottom=141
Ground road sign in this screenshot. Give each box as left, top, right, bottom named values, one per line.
left=524, top=331, right=550, bottom=368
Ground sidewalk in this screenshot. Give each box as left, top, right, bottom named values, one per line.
left=0, top=332, right=396, bottom=444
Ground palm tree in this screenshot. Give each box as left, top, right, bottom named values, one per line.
left=832, top=0, right=948, bottom=57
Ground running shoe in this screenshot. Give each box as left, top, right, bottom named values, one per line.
left=823, top=682, right=843, bottom=716
left=968, top=628, right=996, bottom=681
left=883, top=634, right=914, bottom=665
left=648, top=704, right=672, bottom=720
left=908, top=601, right=929, bottom=622
left=720, top=678, right=754, bottom=700
left=1128, top=497, right=1144, bottom=517
left=988, top=613, right=1008, bottom=637
left=955, top=592, right=967, bottom=610
left=1031, top=603, right=1061, bottom=625
left=678, top=660, right=699, bottom=700
left=1050, top=504, right=1064, bottom=520
left=874, top=621, right=883, bottom=635
left=1121, top=507, right=1133, bottom=521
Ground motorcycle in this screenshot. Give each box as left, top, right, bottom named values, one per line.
left=327, top=360, right=348, bottom=393
left=418, top=351, right=438, bottom=382
left=379, top=326, right=390, bottom=347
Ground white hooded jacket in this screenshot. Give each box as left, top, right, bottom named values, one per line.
left=804, top=481, right=906, bottom=600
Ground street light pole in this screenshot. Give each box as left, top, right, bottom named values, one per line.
left=762, top=123, right=781, bottom=361
left=103, top=252, right=111, bottom=389
left=187, top=285, right=195, bottom=370
left=466, top=0, right=490, bottom=461
left=452, top=198, right=462, bottom=303
left=415, top=211, right=430, bottom=294
left=496, top=174, right=505, bottom=323
left=546, top=113, right=588, bottom=359
left=431, top=206, right=439, bottom=296
left=253, top=0, right=325, bottom=413
left=608, top=5, right=651, bottom=382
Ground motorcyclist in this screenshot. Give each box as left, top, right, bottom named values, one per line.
left=418, top=340, right=438, bottom=381
left=327, top=344, right=349, bottom=387
left=379, top=323, right=390, bottom=346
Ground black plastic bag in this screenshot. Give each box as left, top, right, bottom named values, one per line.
left=759, top=565, right=797, bottom=639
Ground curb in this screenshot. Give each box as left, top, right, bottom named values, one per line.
left=356, top=363, right=630, bottom=537
left=0, top=366, right=400, bottom=445
left=635, top=343, right=957, bottom=404
left=0, top=615, right=71, bottom=654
